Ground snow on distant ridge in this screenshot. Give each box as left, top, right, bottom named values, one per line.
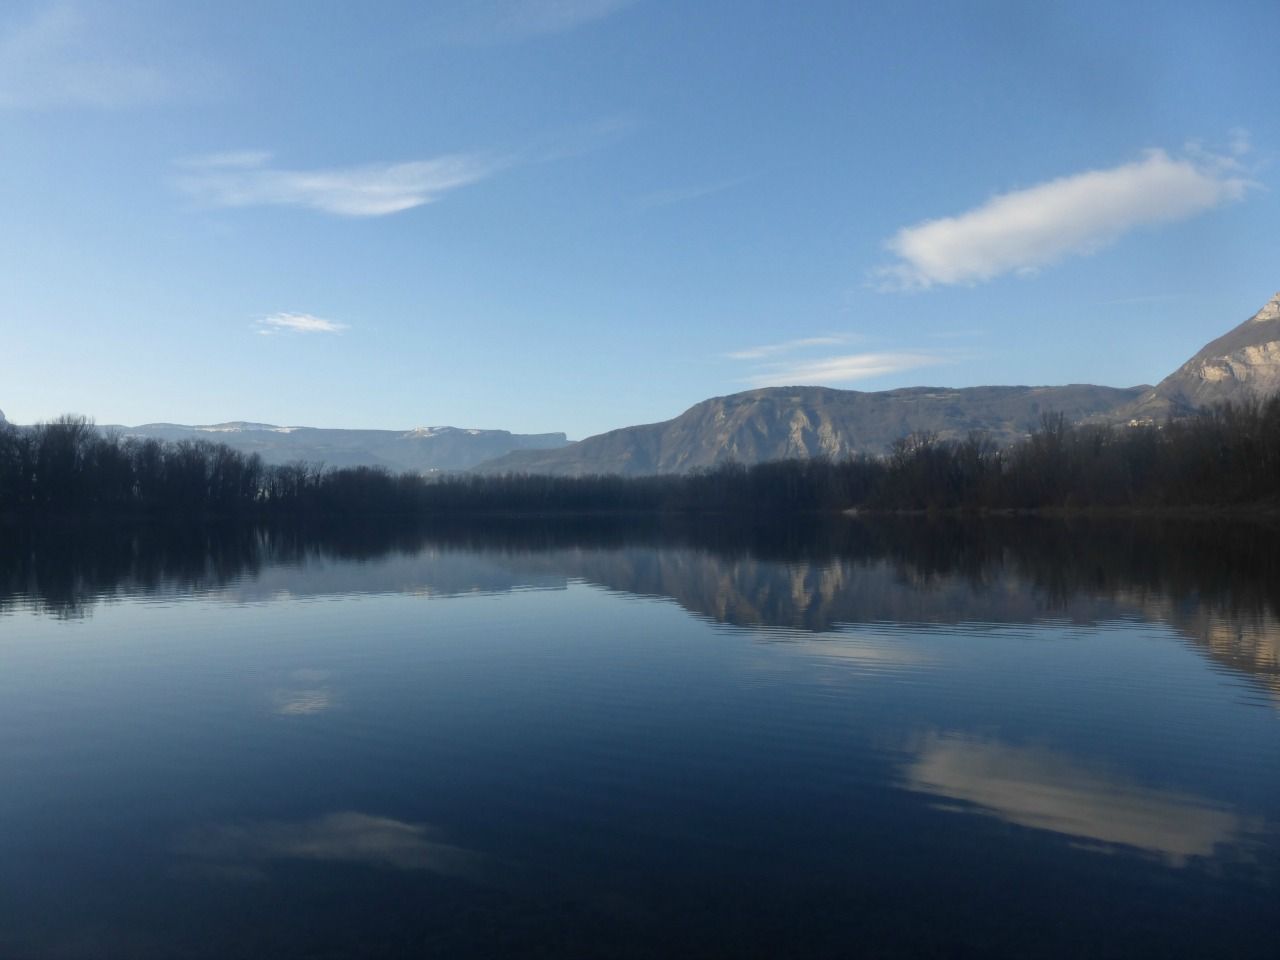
left=193, top=422, right=300, bottom=434
left=400, top=426, right=501, bottom=440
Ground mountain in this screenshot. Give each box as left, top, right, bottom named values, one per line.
left=15, top=291, right=1276, bottom=478
left=477, top=291, right=1280, bottom=477
left=113, top=422, right=568, bottom=473
left=474, top=384, right=1146, bottom=477
left=1124, top=291, right=1280, bottom=420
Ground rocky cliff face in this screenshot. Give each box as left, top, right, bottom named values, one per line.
left=1126, top=292, right=1280, bottom=419
left=475, top=384, right=1146, bottom=477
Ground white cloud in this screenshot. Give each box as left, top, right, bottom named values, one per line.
left=877, top=148, right=1251, bottom=290
left=0, top=3, right=169, bottom=108
left=258, top=313, right=347, bottom=335
left=178, top=151, right=504, bottom=217
left=726, top=336, right=850, bottom=361
left=747, top=351, right=949, bottom=388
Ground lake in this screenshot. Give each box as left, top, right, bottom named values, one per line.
left=1, top=518, right=1277, bottom=958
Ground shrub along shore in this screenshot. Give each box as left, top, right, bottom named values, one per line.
left=2, top=395, right=1278, bottom=519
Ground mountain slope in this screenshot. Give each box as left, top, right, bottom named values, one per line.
left=479, top=290, right=1280, bottom=477
left=114, top=422, right=568, bottom=473
left=1125, top=292, right=1280, bottom=419
left=474, top=384, right=1146, bottom=477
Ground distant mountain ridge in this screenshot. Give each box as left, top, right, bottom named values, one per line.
left=7, top=292, right=1276, bottom=478
left=112, top=422, right=568, bottom=473
left=473, top=384, right=1147, bottom=477
left=473, top=291, right=1280, bottom=477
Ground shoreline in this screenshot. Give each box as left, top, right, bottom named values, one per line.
left=5, top=502, right=1280, bottom=527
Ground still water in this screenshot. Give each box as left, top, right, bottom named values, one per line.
left=1, top=519, right=1277, bottom=958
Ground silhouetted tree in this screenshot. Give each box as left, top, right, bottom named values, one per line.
left=2, top=396, right=1279, bottom=519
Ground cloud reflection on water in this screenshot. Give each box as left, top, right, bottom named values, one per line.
left=273, top=668, right=336, bottom=716
left=175, top=812, right=483, bottom=879
left=7, top=519, right=1280, bottom=703
left=902, top=733, right=1257, bottom=865
left=273, top=688, right=333, bottom=715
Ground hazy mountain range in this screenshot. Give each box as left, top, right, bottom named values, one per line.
left=7, top=291, right=1277, bottom=476
left=105, top=423, right=568, bottom=473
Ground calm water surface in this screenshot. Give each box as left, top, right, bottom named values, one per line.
left=1, top=520, right=1277, bottom=958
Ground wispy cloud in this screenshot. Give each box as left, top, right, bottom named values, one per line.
left=726, top=335, right=851, bottom=361
left=178, top=151, right=505, bottom=217
left=725, top=333, right=950, bottom=387
left=876, top=146, right=1252, bottom=290
left=746, top=351, right=950, bottom=388
left=0, top=3, right=169, bottom=108
left=258, top=313, right=347, bottom=335
left=637, top=175, right=751, bottom=210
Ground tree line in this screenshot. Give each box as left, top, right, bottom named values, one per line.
left=870, top=393, right=1280, bottom=511
left=1, top=395, right=1278, bottom=518
left=7, top=514, right=1280, bottom=630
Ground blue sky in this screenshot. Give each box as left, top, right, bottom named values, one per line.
left=2, top=0, right=1277, bottom=438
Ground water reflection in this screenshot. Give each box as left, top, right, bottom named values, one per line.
left=3, top=518, right=1279, bottom=958
left=271, top=668, right=336, bottom=716
left=274, top=690, right=333, bottom=716
left=175, top=812, right=483, bottom=879
left=4, top=517, right=1278, bottom=697
left=902, top=733, right=1255, bottom=865
left=1139, top=597, right=1280, bottom=696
